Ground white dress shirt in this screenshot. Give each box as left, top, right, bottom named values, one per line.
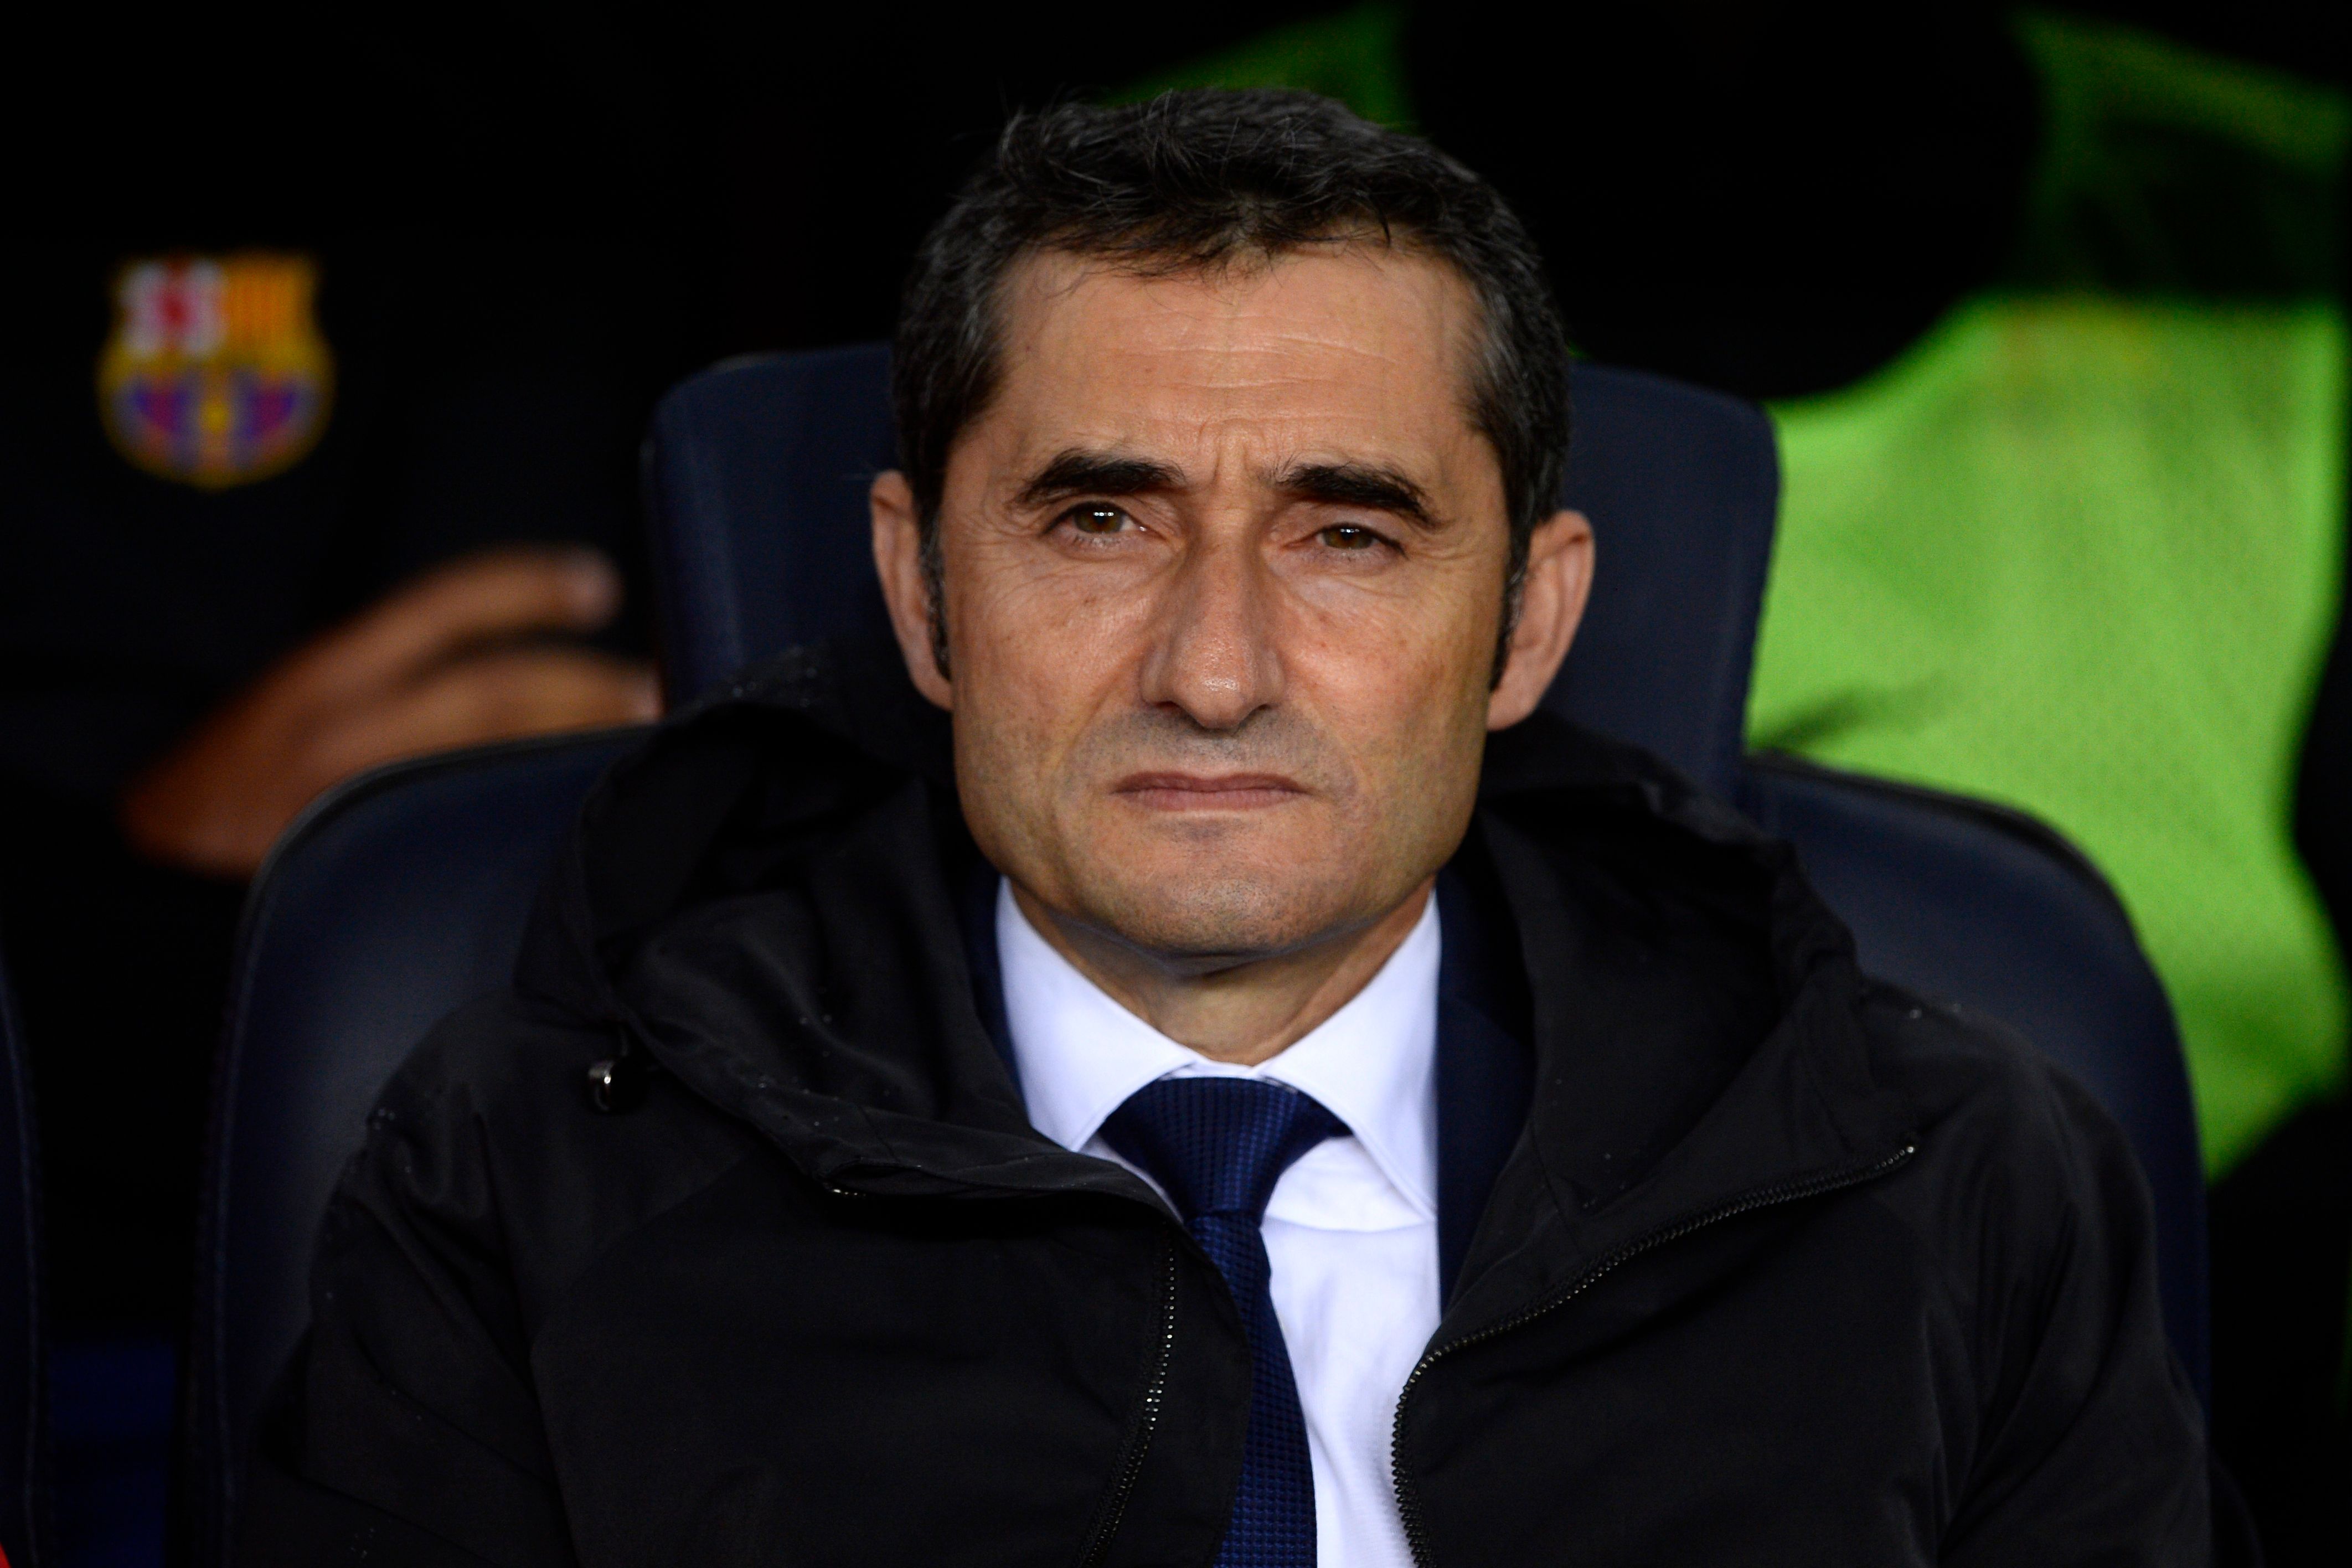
left=997, top=880, right=1438, bottom=1568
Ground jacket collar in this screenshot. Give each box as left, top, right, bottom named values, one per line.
left=1437, top=719, right=1912, bottom=1333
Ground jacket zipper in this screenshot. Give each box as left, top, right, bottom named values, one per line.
left=1389, top=1142, right=1918, bottom=1567
left=828, top=1169, right=1187, bottom=1567
left=1079, top=1234, right=1182, bottom=1568
left=832, top=1178, right=1179, bottom=1566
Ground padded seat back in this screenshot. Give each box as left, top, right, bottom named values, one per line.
left=188, top=729, right=641, bottom=1565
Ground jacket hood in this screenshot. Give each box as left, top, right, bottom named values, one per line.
left=517, top=636, right=1916, bottom=1328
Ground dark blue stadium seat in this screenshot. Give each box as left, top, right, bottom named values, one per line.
left=186, top=729, right=640, bottom=1566
left=188, top=341, right=2212, bottom=1561
left=0, top=953, right=45, bottom=1566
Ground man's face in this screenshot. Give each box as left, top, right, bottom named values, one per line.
left=875, top=246, right=1588, bottom=968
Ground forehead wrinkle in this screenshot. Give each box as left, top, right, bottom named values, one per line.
left=1019, top=247, right=1469, bottom=372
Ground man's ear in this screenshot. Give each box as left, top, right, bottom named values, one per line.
left=1486, top=508, right=1595, bottom=730
left=870, top=470, right=955, bottom=710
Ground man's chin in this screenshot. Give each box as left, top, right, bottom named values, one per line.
left=1064, top=861, right=1361, bottom=967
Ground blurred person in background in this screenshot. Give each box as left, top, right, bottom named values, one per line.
left=3, top=21, right=673, bottom=1562
left=1403, top=3, right=2351, bottom=1559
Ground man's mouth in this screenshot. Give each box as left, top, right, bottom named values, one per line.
left=1112, top=771, right=1308, bottom=811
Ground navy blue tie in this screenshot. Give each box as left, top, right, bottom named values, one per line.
left=1102, top=1077, right=1346, bottom=1568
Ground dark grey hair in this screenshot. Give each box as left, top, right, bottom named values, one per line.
left=892, top=87, right=1570, bottom=681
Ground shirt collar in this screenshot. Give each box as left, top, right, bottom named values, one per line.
left=997, top=879, right=1439, bottom=1216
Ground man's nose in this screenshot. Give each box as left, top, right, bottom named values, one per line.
left=1137, top=532, right=1284, bottom=731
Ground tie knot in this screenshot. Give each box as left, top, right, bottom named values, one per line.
left=1101, top=1076, right=1346, bottom=1226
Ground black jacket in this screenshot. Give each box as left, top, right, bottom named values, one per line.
left=244, top=645, right=2211, bottom=1566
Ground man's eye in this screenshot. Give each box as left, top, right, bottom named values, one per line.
left=1064, top=504, right=1132, bottom=535
left=1319, top=524, right=1384, bottom=551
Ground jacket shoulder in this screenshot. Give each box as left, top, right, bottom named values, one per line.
left=1850, top=979, right=2141, bottom=1189
left=1844, top=989, right=2206, bottom=1554
left=341, top=988, right=771, bottom=1325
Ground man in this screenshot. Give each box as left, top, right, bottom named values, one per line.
left=246, top=90, right=2211, bottom=1565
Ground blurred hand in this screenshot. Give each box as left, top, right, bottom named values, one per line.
left=121, top=547, right=662, bottom=878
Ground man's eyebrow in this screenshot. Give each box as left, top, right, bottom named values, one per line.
left=1273, top=461, right=1440, bottom=529
left=1014, top=450, right=1183, bottom=508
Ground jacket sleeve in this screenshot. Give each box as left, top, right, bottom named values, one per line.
left=1938, top=1064, right=2213, bottom=1567
left=237, top=1026, right=580, bottom=1568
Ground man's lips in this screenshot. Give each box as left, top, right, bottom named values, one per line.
left=1112, top=772, right=1308, bottom=811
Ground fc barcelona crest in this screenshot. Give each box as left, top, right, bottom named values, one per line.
left=97, top=253, right=333, bottom=489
